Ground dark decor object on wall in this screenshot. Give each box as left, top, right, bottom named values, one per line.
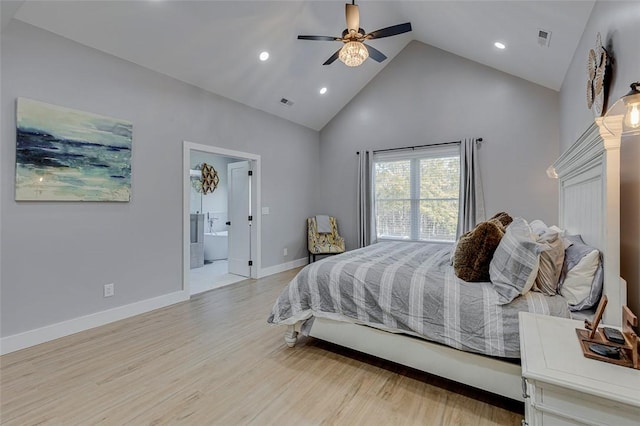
left=191, top=162, right=219, bottom=194
left=15, top=98, right=132, bottom=201
left=586, top=33, right=611, bottom=117
left=200, top=163, right=219, bottom=194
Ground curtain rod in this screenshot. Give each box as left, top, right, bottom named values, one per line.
left=357, top=138, right=483, bottom=155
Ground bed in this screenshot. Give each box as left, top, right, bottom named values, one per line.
left=268, top=118, right=626, bottom=402
left=269, top=241, right=570, bottom=358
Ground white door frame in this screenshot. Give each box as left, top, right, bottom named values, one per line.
left=182, top=141, right=261, bottom=295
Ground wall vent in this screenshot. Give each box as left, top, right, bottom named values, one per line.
left=537, top=29, right=552, bottom=47
left=280, top=98, right=294, bottom=107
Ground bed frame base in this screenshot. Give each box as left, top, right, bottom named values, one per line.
left=301, top=318, right=523, bottom=402
left=284, top=325, right=298, bottom=348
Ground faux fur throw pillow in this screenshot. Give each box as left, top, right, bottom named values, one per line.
left=453, top=212, right=512, bottom=282
left=489, top=211, right=513, bottom=228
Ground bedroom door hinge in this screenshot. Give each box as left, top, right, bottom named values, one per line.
left=248, top=170, right=253, bottom=176
left=248, top=260, right=253, bottom=266
left=248, top=215, right=253, bottom=221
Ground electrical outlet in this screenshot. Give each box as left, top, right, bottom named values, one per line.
left=283, top=248, right=288, bottom=256
left=104, top=283, right=115, bottom=298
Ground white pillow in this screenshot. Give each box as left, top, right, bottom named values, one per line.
left=549, top=225, right=566, bottom=237
left=529, top=219, right=549, bottom=236
left=560, top=249, right=600, bottom=305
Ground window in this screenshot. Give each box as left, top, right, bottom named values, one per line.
left=373, top=145, right=460, bottom=242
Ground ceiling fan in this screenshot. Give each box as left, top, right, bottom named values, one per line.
left=298, top=1, right=412, bottom=67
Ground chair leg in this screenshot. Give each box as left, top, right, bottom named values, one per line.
left=312, top=254, right=316, bottom=263
left=308, top=252, right=311, bottom=264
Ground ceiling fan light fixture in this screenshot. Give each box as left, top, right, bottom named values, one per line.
left=298, top=2, right=410, bottom=66
left=339, top=41, right=368, bottom=67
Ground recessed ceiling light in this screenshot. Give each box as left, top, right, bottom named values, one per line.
left=319, top=87, right=328, bottom=95
left=259, top=51, right=269, bottom=61
left=494, top=42, right=506, bottom=50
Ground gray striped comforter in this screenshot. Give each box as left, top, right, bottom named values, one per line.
left=268, top=241, right=570, bottom=358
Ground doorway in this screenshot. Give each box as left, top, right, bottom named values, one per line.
left=183, top=142, right=261, bottom=296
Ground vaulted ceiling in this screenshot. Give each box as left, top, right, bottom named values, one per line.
left=2, top=1, right=595, bottom=130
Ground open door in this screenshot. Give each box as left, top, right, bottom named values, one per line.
left=227, top=161, right=251, bottom=277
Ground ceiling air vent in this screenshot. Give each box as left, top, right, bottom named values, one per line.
left=537, top=29, right=552, bottom=47
left=280, top=98, right=294, bottom=107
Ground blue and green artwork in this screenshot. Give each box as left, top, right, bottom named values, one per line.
left=15, top=98, right=132, bottom=201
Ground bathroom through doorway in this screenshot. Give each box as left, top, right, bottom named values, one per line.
left=183, top=142, right=261, bottom=296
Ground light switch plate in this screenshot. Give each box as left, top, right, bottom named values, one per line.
left=104, top=283, right=114, bottom=297
left=262, top=207, right=270, bottom=215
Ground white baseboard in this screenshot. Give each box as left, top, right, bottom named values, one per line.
left=1, top=259, right=308, bottom=355
left=0, top=290, right=189, bottom=355
left=258, top=257, right=307, bottom=279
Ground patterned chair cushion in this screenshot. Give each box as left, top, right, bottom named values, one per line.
left=308, top=217, right=345, bottom=254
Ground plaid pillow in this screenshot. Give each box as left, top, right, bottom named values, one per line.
left=489, top=218, right=545, bottom=304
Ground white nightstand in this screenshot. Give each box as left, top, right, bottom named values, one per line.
left=519, top=312, right=640, bottom=426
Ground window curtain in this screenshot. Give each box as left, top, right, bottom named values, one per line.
left=357, top=150, right=374, bottom=247
left=458, top=138, right=485, bottom=237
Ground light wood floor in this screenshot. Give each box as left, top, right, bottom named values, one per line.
left=1, top=268, right=523, bottom=425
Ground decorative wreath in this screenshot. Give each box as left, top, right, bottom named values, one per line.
left=587, top=33, right=609, bottom=117
left=191, top=162, right=219, bottom=194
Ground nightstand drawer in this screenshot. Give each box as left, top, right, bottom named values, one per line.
left=531, top=380, right=639, bottom=426
left=538, top=412, right=583, bottom=426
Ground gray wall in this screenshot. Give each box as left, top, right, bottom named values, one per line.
left=320, top=41, right=560, bottom=250
left=0, top=21, right=320, bottom=337
left=559, top=1, right=640, bottom=315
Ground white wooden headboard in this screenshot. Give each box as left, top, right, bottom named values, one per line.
left=552, top=118, right=625, bottom=326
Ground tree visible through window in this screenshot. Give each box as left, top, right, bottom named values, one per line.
left=374, top=147, right=460, bottom=242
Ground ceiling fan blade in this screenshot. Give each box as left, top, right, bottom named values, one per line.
left=366, top=22, right=412, bottom=40
left=298, top=35, right=341, bottom=41
left=345, top=4, right=360, bottom=34
left=364, top=44, right=387, bottom=63
left=323, top=48, right=342, bottom=65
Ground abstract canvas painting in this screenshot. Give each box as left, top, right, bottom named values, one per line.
left=15, top=98, right=132, bottom=201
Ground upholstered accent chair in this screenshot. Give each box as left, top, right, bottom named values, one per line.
left=307, top=216, right=345, bottom=263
